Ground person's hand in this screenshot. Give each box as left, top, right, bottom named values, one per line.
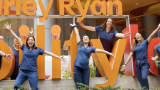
left=70, top=23, right=76, bottom=27
left=150, top=56, right=156, bottom=61
left=120, top=65, right=125, bottom=72
left=158, top=23, right=160, bottom=29
left=5, top=54, right=13, bottom=60
left=124, top=31, right=131, bottom=37
left=110, top=53, right=115, bottom=60
left=4, top=22, right=11, bottom=30
left=30, top=28, right=34, bottom=35
left=59, top=56, right=67, bottom=63
left=78, top=22, right=84, bottom=27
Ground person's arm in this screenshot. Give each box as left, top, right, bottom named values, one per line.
left=115, top=32, right=131, bottom=38
left=4, top=22, right=23, bottom=47
left=78, top=22, right=96, bottom=31
left=95, top=49, right=115, bottom=59
left=0, top=50, right=13, bottom=60
left=147, top=23, right=160, bottom=43
left=0, top=50, right=6, bottom=57
left=44, top=51, right=60, bottom=59
left=70, top=23, right=81, bottom=43
left=120, top=52, right=134, bottom=72
left=43, top=51, right=66, bottom=62
left=124, top=52, right=134, bottom=65
left=151, top=53, right=159, bottom=61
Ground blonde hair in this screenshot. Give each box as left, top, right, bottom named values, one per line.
left=132, top=33, right=144, bottom=52
left=13, top=38, right=18, bottom=48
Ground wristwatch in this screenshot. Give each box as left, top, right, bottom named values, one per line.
left=73, top=25, right=77, bottom=28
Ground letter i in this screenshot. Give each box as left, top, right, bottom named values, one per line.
left=36, top=25, right=45, bottom=79
left=51, top=25, right=61, bottom=79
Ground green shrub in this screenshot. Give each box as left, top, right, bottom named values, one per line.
left=61, top=63, right=96, bottom=79
left=150, top=86, right=159, bottom=90
left=76, top=83, right=159, bottom=90
left=89, top=63, right=96, bottom=78
left=62, top=69, right=71, bottom=79
left=76, top=82, right=127, bottom=90
left=117, top=72, right=125, bottom=77
left=155, top=60, right=159, bottom=67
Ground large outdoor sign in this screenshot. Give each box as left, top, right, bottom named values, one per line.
left=0, top=0, right=122, bottom=22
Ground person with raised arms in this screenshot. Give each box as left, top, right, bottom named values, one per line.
left=70, top=23, right=115, bottom=89
left=120, top=23, right=160, bottom=90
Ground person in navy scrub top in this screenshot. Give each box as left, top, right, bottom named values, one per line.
left=11, top=39, right=19, bottom=80
left=150, top=29, right=160, bottom=72
left=78, top=18, right=131, bottom=77
left=70, top=23, right=115, bottom=89
left=4, top=22, right=65, bottom=90
left=120, top=24, right=160, bottom=90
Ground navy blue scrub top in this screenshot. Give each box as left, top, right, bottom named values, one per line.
left=132, top=39, right=149, bottom=60
left=12, top=48, right=19, bottom=75
left=74, top=41, right=96, bottom=69
left=20, top=44, right=44, bottom=71
left=95, top=26, right=118, bottom=52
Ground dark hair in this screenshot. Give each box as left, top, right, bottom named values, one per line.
left=80, top=34, right=90, bottom=48
left=132, top=33, right=144, bottom=52
left=26, top=36, right=37, bottom=49
left=100, top=18, right=116, bottom=32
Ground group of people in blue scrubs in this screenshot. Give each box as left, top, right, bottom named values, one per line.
left=70, top=23, right=115, bottom=89
left=74, top=18, right=130, bottom=89
left=78, top=18, right=131, bottom=77
left=1, top=18, right=160, bottom=90
left=78, top=18, right=160, bottom=90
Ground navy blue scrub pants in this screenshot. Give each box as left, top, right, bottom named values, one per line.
left=135, top=60, right=150, bottom=90
left=14, top=70, right=38, bottom=90
left=96, top=68, right=101, bottom=77
left=74, top=66, right=90, bottom=89
left=11, top=74, right=18, bottom=80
